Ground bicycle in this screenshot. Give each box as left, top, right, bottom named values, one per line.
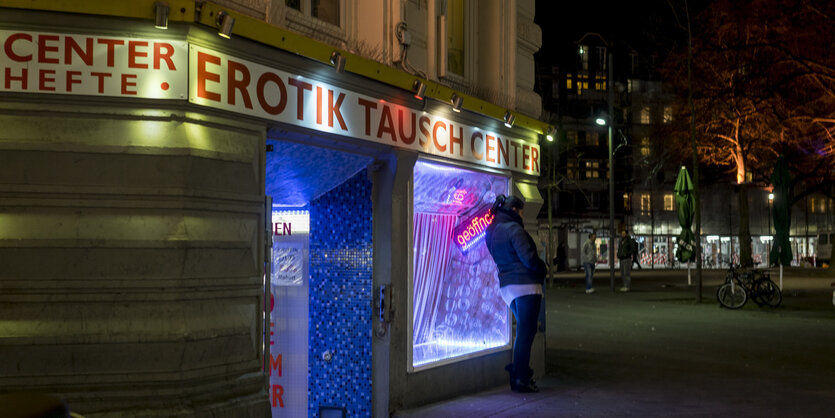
left=716, top=264, right=782, bottom=309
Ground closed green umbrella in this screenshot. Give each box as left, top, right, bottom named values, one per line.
left=674, top=166, right=696, bottom=284
left=769, top=155, right=792, bottom=288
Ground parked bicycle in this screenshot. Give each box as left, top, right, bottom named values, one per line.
left=716, top=264, right=782, bottom=309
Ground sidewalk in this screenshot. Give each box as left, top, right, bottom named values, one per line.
left=394, top=268, right=835, bottom=417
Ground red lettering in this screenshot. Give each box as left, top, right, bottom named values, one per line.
left=432, top=121, right=447, bottom=152
left=153, top=42, right=176, bottom=70
left=398, top=109, right=416, bottom=145
left=377, top=106, right=396, bottom=141
left=196, top=51, right=221, bottom=102
left=97, top=38, right=125, bottom=67
left=121, top=73, right=137, bottom=95
left=283, top=223, right=291, bottom=236
left=357, top=98, right=377, bottom=136
left=523, top=144, right=531, bottom=170
left=328, top=90, right=347, bottom=130
left=227, top=60, right=253, bottom=109
left=449, top=123, right=464, bottom=156
left=509, top=141, right=520, bottom=168
left=38, top=69, right=56, bottom=91
left=288, top=78, right=312, bottom=120
left=4, top=33, right=32, bottom=62
left=531, top=146, right=540, bottom=173
left=90, top=72, right=112, bottom=94
left=66, top=71, right=82, bottom=92
left=65, top=37, right=93, bottom=66
left=128, top=41, right=149, bottom=69
left=37, top=35, right=59, bottom=64
left=270, top=353, right=282, bottom=376
left=256, top=72, right=287, bottom=115
left=418, top=116, right=431, bottom=151
left=486, top=135, right=496, bottom=163
left=4, top=67, right=28, bottom=89
left=471, top=132, right=484, bottom=160
left=271, top=384, right=284, bottom=408
left=498, top=137, right=510, bottom=166
left=315, top=86, right=323, bottom=124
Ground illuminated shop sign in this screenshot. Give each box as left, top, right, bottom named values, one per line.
left=0, top=30, right=187, bottom=99
left=453, top=210, right=494, bottom=252
left=1, top=29, right=539, bottom=175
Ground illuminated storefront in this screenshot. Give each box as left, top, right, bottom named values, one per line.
left=0, top=2, right=547, bottom=416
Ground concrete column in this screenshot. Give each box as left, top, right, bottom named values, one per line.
left=0, top=100, right=269, bottom=416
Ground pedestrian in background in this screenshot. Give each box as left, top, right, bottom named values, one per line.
left=581, top=232, right=597, bottom=294
left=485, top=195, right=546, bottom=393
left=617, top=229, right=638, bottom=292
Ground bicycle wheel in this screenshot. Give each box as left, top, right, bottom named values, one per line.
left=717, top=281, right=747, bottom=309
left=753, top=279, right=782, bottom=307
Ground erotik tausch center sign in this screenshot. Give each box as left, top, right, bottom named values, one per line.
left=1, top=30, right=540, bottom=175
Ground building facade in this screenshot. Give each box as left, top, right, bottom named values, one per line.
left=0, top=1, right=547, bottom=416
left=536, top=31, right=834, bottom=271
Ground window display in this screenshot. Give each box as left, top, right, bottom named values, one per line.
left=411, top=160, right=510, bottom=369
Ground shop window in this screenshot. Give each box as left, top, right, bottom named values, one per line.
left=286, top=0, right=341, bottom=26
left=410, top=160, right=510, bottom=370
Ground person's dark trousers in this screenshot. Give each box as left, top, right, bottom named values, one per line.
left=509, top=294, right=542, bottom=382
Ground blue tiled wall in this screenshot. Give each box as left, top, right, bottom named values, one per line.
left=308, top=169, right=373, bottom=417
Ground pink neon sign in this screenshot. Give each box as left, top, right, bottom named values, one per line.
left=453, top=211, right=494, bottom=252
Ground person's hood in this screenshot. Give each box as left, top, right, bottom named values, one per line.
left=493, top=207, right=523, bottom=226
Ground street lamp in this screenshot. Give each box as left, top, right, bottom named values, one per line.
left=768, top=192, right=774, bottom=266
left=596, top=52, right=615, bottom=292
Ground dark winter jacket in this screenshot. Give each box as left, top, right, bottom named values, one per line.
left=485, top=208, right=547, bottom=287
left=617, top=235, right=638, bottom=260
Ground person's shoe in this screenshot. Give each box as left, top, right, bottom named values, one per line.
left=585, top=288, right=596, bottom=294
left=511, top=378, right=540, bottom=393
left=619, top=287, right=630, bottom=292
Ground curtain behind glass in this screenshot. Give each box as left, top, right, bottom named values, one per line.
left=412, top=213, right=456, bottom=346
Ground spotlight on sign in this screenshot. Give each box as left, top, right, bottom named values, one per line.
left=154, top=1, right=169, bottom=29
left=412, top=80, right=426, bottom=100
left=450, top=93, right=463, bottom=112
left=217, top=11, right=235, bottom=39
left=330, top=51, right=346, bottom=73
left=545, top=126, right=556, bottom=142
left=503, top=111, right=516, bottom=128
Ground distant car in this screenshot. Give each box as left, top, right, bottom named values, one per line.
left=816, top=231, right=833, bottom=267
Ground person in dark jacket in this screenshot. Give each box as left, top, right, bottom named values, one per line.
left=485, top=195, right=546, bottom=393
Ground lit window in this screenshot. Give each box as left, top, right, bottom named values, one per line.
left=566, top=131, right=578, bottom=145
left=640, top=136, right=651, bottom=156
left=587, top=131, right=600, bottom=147
left=623, top=193, right=632, bottom=211
left=663, top=106, right=673, bottom=123
left=810, top=197, right=816, bottom=213
left=584, top=161, right=600, bottom=179
left=566, top=74, right=573, bottom=89
left=640, top=193, right=651, bottom=214
left=445, top=0, right=465, bottom=76
left=597, top=46, right=607, bottom=71
left=578, top=45, right=589, bottom=70
left=664, top=194, right=674, bottom=211
left=627, top=79, right=633, bottom=93
left=640, top=107, right=650, bottom=124
left=567, top=160, right=579, bottom=180
left=286, top=0, right=340, bottom=26
left=640, top=147, right=651, bottom=157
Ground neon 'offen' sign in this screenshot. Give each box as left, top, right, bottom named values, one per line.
left=453, top=211, right=494, bottom=252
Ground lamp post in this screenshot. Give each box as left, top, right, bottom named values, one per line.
left=768, top=192, right=774, bottom=266
left=596, top=52, right=616, bottom=293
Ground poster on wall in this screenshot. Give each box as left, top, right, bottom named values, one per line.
left=269, top=209, right=309, bottom=416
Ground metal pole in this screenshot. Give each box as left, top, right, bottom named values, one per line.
left=608, top=52, right=615, bottom=293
